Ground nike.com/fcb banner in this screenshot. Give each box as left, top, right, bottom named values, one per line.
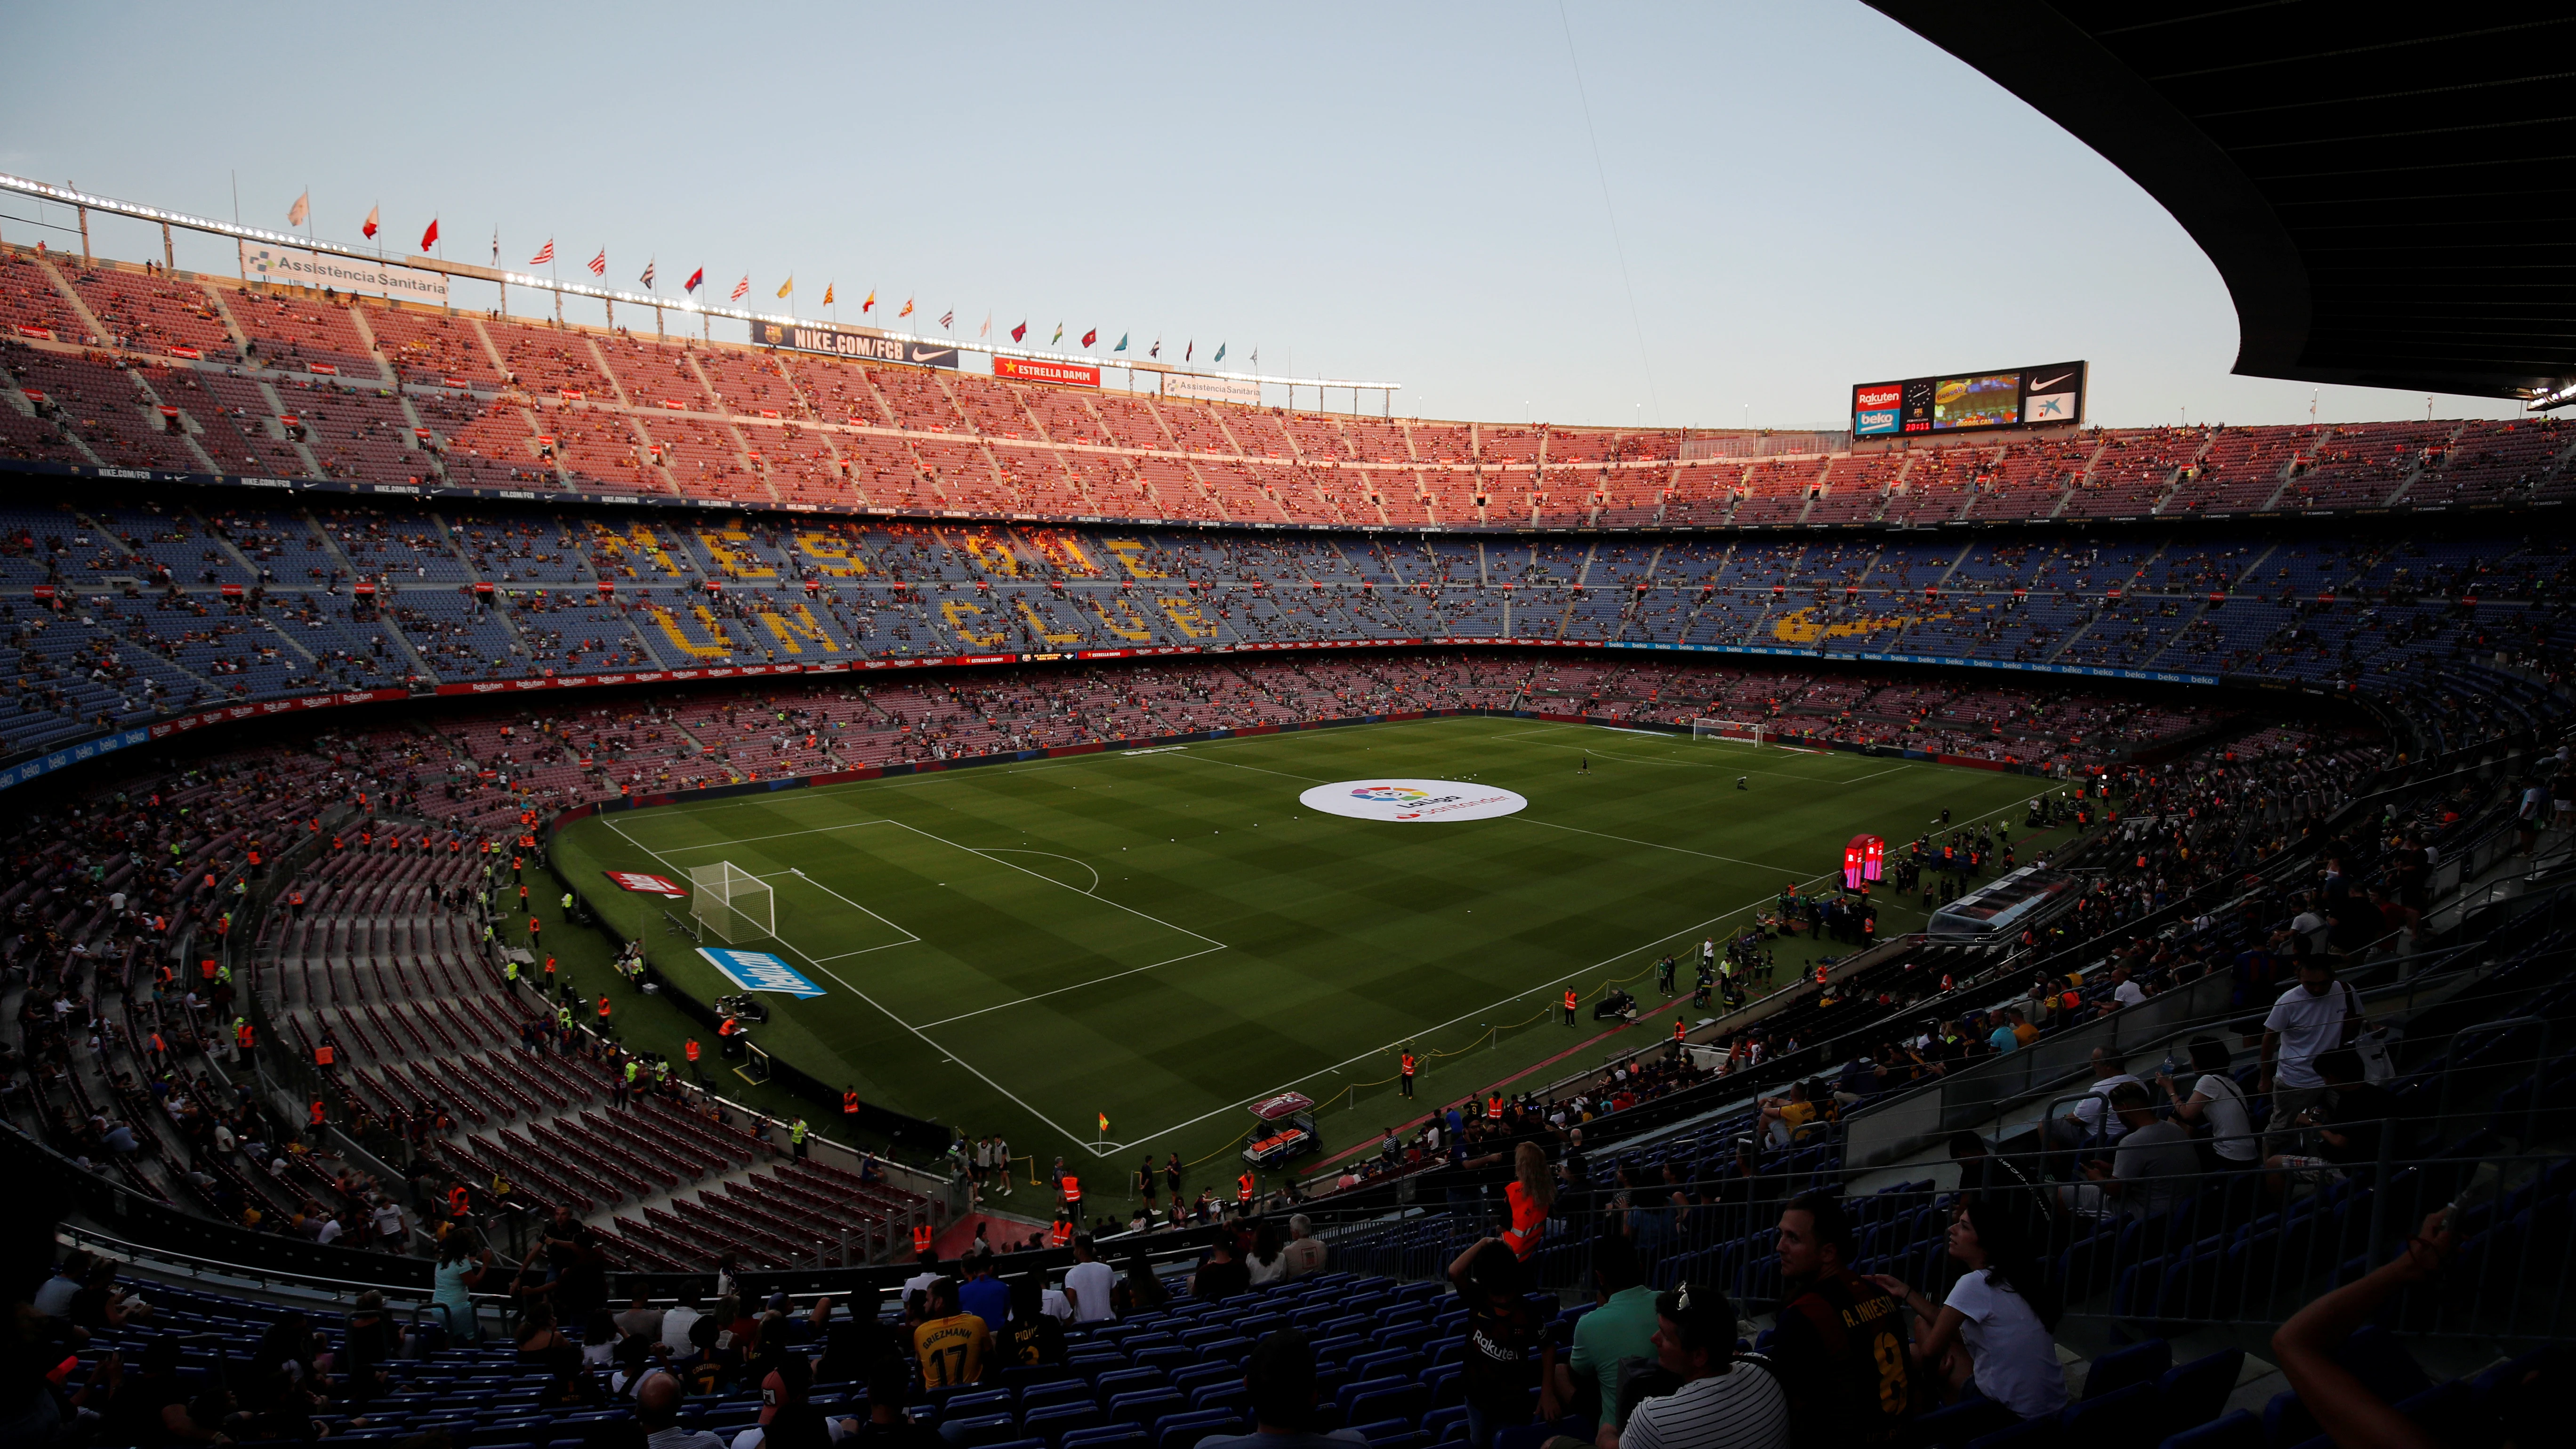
left=993, top=355, right=1100, bottom=387
left=750, top=319, right=958, bottom=369
left=239, top=242, right=449, bottom=306
left=1851, top=361, right=2084, bottom=438
left=696, top=947, right=827, bottom=998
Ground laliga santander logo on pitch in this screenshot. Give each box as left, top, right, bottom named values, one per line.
left=1302, top=778, right=1528, bottom=823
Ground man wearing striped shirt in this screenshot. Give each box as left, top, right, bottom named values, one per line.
left=1613, top=1283, right=1787, bottom=1449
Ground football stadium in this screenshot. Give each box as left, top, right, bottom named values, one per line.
left=4, top=6, right=2570, bottom=1449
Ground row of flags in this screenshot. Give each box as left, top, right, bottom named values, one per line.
left=283, top=193, right=1236, bottom=363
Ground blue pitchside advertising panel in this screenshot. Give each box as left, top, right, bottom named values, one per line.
left=696, top=947, right=827, bottom=998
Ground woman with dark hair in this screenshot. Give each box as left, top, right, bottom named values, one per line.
left=433, top=1228, right=493, bottom=1345
left=1867, top=1197, right=2065, bottom=1418
left=1004, top=1275, right=1065, bottom=1367
left=1244, top=1220, right=1287, bottom=1286
left=2157, top=1037, right=2257, bottom=1172
left=1112, top=1252, right=1168, bottom=1315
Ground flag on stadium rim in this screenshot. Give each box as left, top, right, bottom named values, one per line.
left=861, top=289, right=875, bottom=313
left=361, top=204, right=378, bottom=240
left=1113, top=333, right=1127, bottom=353
left=822, top=284, right=835, bottom=306
left=776, top=275, right=793, bottom=298
left=531, top=239, right=555, bottom=266
left=586, top=248, right=606, bottom=277
left=1051, top=322, right=1066, bottom=346
left=287, top=190, right=309, bottom=227
left=684, top=266, right=704, bottom=294
left=941, top=308, right=954, bottom=330
left=1151, top=337, right=1161, bottom=358
left=1185, top=340, right=1193, bottom=361
left=980, top=313, right=992, bottom=338
left=1215, top=342, right=1227, bottom=363
left=731, top=275, right=750, bottom=300
left=420, top=217, right=440, bottom=251
left=639, top=258, right=656, bottom=290
left=900, top=297, right=914, bottom=318
left=1010, top=319, right=1027, bottom=342
left=1080, top=328, right=1097, bottom=348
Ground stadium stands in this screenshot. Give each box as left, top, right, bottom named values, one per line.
left=7, top=242, right=2575, bottom=1449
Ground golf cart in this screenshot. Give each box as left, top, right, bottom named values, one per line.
left=1241, top=1092, right=1321, bottom=1168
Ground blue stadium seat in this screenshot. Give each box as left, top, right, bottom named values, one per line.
left=2060, top=1383, right=2161, bottom=1449
left=2155, top=1414, right=2262, bottom=1449
left=1023, top=1402, right=1108, bottom=1447
left=944, top=1413, right=1022, bottom=1448
left=2083, top=1340, right=2173, bottom=1401
left=2154, top=1349, right=2244, bottom=1434
left=1966, top=1415, right=2061, bottom=1449
left=1916, top=1397, right=2020, bottom=1449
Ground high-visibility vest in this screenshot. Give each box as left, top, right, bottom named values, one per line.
left=685, top=1039, right=701, bottom=1062
left=1564, top=990, right=1578, bottom=1012
left=528, top=917, right=541, bottom=935
left=308, top=1101, right=326, bottom=1126
left=789, top=1120, right=807, bottom=1145
left=623, top=1061, right=638, bottom=1084
left=314, top=1043, right=335, bottom=1067
left=842, top=1090, right=860, bottom=1115
left=1061, top=1175, right=1081, bottom=1204
left=1047, top=1222, right=1071, bottom=1248
left=1486, top=1095, right=1505, bottom=1117
left=200, top=959, right=218, bottom=981
left=596, top=997, right=611, bottom=1019
left=1400, top=1054, right=1416, bottom=1076
left=912, top=1224, right=934, bottom=1254
left=716, top=1017, right=736, bottom=1037
left=1674, top=1018, right=1688, bottom=1042
left=448, top=1186, right=470, bottom=1219
left=503, top=960, right=518, bottom=982
left=233, top=1020, right=252, bottom=1047
left=1237, top=1172, right=1254, bottom=1201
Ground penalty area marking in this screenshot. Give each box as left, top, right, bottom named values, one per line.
left=598, top=815, right=1082, bottom=1147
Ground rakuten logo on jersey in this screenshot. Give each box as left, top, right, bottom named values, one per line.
left=1854, top=384, right=1901, bottom=410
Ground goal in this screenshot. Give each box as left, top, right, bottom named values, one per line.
left=690, top=861, right=775, bottom=943
left=1690, top=719, right=1766, bottom=746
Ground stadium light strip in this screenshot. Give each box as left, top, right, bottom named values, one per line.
left=0, top=172, right=1400, bottom=394
left=2532, top=378, right=2576, bottom=411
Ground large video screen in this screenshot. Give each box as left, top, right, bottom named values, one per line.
left=1852, top=361, right=2084, bottom=438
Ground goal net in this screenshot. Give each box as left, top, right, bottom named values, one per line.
left=1690, top=719, right=1766, bottom=746
left=690, top=861, right=775, bottom=943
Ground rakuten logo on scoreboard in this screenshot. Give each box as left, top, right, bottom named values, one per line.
left=1853, top=384, right=1902, bottom=411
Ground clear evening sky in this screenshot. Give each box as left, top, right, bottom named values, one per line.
left=0, top=2, right=2526, bottom=429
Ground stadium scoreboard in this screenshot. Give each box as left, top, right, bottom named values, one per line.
left=1852, top=361, right=2085, bottom=437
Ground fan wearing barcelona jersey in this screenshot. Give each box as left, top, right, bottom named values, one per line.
left=911, top=1276, right=991, bottom=1388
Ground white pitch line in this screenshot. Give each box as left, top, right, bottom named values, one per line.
left=600, top=815, right=1086, bottom=1146
left=981, top=848, right=1103, bottom=894
left=806, top=940, right=921, bottom=963
left=1506, top=815, right=1782, bottom=873
left=1112, top=867, right=1849, bottom=1152
left=874, top=819, right=1227, bottom=949
left=911, top=943, right=1231, bottom=1029
left=1839, top=763, right=1913, bottom=784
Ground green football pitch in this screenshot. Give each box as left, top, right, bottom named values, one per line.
left=548, top=716, right=2048, bottom=1186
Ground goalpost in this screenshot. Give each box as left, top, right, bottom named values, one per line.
left=690, top=861, right=775, bottom=943
left=1690, top=719, right=1767, bottom=746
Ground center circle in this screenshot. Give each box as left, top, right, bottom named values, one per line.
left=1298, top=778, right=1530, bottom=823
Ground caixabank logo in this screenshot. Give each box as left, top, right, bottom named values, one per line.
left=1301, top=778, right=1528, bottom=823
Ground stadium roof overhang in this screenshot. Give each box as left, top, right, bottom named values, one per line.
left=1866, top=3, right=2576, bottom=407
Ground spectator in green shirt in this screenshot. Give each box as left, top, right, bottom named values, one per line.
left=1546, top=1230, right=1658, bottom=1435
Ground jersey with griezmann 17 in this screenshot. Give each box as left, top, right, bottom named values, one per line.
left=913, top=1313, right=987, bottom=1387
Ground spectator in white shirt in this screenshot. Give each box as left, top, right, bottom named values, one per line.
left=1062, top=1235, right=1116, bottom=1323
left=1614, top=1281, right=1787, bottom=1449
left=2262, top=958, right=2362, bottom=1134
left=2045, top=1049, right=2140, bottom=1152
left=1868, top=1199, right=2067, bottom=1419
